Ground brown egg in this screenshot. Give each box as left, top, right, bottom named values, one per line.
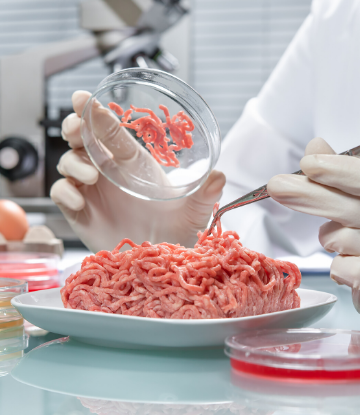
left=0, top=199, right=29, bottom=240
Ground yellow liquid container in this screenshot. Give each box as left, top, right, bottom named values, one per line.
left=0, top=279, right=29, bottom=376
left=0, top=278, right=27, bottom=343
left=0, top=308, right=23, bottom=334
left=0, top=333, right=28, bottom=377
left=0, top=292, right=18, bottom=309
left=0, top=279, right=27, bottom=304
left=0, top=319, right=27, bottom=356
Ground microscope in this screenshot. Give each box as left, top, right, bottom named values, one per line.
left=0, top=0, right=187, bottom=199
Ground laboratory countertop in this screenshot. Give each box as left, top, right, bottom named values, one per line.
left=1, top=259, right=360, bottom=415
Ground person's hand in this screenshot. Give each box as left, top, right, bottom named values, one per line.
left=267, top=137, right=360, bottom=312
left=50, top=91, right=226, bottom=252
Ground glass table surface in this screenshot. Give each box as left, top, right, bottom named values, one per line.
left=1, top=275, right=360, bottom=415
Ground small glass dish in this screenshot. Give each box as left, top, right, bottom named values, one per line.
left=81, top=68, right=221, bottom=200
left=0, top=307, right=23, bottom=331
left=226, top=328, right=360, bottom=382
left=0, top=328, right=28, bottom=377
left=0, top=278, right=27, bottom=308
left=0, top=253, right=60, bottom=292
left=0, top=351, right=25, bottom=378
left=0, top=333, right=28, bottom=356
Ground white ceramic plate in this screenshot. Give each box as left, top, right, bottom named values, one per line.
left=12, top=288, right=337, bottom=349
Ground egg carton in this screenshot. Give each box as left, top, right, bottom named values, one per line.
left=0, top=226, right=64, bottom=257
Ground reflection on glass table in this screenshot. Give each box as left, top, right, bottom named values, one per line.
left=0, top=275, right=360, bottom=415
left=78, top=399, right=258, bottom=414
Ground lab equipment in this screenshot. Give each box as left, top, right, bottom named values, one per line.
left=0, top=308, right=25, bottom=342
left=209, top=144, right=360, bottom=235
left=0, top=278, right=27, bottom=308
left=0, top=253, right=60, bottom=292
left=0, top=0, right=188, bottom=198
left=0, top=321, right=28, bottom=377
left=81, top=68, right=221, bottom=200
left=226, top=328, right=360, bottom=381
left=0, top=277, right=28, bottom=377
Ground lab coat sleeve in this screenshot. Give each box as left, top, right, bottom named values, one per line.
left=216, top=5, right=328, bottom=258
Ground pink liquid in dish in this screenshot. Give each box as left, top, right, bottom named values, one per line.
left=0, top=253, right=59, bottom=292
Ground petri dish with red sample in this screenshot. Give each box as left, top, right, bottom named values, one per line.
left=0, top=253, right=60, bottom=292
left=225, top=328, right=360, bottom=382
left=81, top=68, right=221, bottom=201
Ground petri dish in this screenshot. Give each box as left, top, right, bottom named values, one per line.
left=0, top=252, right=60, bottom=292
left=0, top=278, right=27, bottom=308
left=0, top=326, right=28, bottom=377
left=0, top=351, right=25, bottom=377
left=81, top=68, right=221, bottom=201
left=0, top=332, right=28, bottom=356
left=0, top=307, right=23, bottom=332
left=225, top=328, right=360, bottom=382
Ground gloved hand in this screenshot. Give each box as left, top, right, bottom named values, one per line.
left=267, top=137, right=360, bottom=312
left=50, top=91, right=226, bottom=253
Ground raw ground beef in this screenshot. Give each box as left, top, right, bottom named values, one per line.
left=108, top=102, right=194, bottom=167
left=61, top=204, right=301, bottom=319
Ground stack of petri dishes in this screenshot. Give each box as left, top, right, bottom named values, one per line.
left=0, top=253, right=60, bottom=337
left=0, top=252, right=60, bottom=292
left=0, top=278, right=29, bottom=377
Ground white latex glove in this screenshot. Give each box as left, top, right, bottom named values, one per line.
left=50, top=91, right=226, bottom=252
left=267, top=137, right=360, bottom=312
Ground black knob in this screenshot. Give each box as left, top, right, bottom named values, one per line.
left=0, top=137, right=39, bottom=181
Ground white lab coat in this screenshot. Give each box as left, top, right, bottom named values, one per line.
left=216, top=0, right=360, bottom=258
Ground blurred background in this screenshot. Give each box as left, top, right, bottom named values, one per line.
left=0, top=0, right=311, bottom=246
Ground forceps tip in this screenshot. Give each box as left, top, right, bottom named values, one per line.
left=207, top=211, right=221, bottom=236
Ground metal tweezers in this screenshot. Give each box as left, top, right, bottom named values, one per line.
left=208, top=144, right=360, bottom=235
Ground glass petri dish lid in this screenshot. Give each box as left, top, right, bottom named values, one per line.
left=225, top=328, right=360, bottom=382
left=0, top=278, right=27, bottom=308
left=0, top=307, right=23, bottom=323
left=0, top=307, right=24, bottom=340
left=81, top=68, right=221, bottom=201
left=0, top=327, right=28, bottom=377
left=0, top=253, right=60, bottom=292
left=0, top=333, right=28, bottom=356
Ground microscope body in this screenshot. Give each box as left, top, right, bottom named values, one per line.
left=0, top=0, right=186, bottom=198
